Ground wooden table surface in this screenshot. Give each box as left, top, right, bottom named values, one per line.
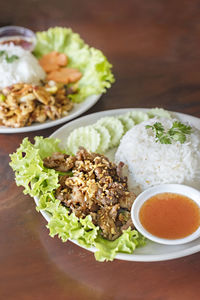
left=1, top=0, right=200, bottom=299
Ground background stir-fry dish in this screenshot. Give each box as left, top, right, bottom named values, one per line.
left=0, top=27, right=114, bottom=128
left=0, top=82, right=74, bottom=127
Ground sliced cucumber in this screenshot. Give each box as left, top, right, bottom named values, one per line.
left=67, top=126, right=100, bottom=155
left=148, top=108, right=171, bottom=119
left=129, top=111, right=149, bottom=124
left=97, top=117, right=124, bottom=147
left=94, top=124, right=111, bottom=153
left=118, top=114, right=135, bottom=132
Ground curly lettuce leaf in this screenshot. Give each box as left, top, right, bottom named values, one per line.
left=46, top=199, right=99, bottom=247
left=9, top=137, right=59, bottom=197
left=34, top=136, right=63, bottom=159
left=94, top=228, right=146, bottom=262
left=33, top=27, right=115, bottom=103
left=10, top=136, right=145, bottom=262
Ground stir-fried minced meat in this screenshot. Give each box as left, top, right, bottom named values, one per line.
left=44, top=147, right=136, bottom=240
left=43, top=152, right=76, bottom=172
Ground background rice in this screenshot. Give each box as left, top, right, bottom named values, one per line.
left=0, top=44, right=45, bottom=89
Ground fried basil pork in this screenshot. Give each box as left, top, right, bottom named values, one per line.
left=43, top=148, right=135, bottom=241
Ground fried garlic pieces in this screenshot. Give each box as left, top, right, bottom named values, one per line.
left=0, top=82, right=73, bottom=128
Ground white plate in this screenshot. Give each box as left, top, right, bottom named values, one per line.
left=35, top=108, right=200, bottom=262
left=0, top=94, right=101, bottom=133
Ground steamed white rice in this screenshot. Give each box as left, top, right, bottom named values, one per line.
left=115, top=117, right=200, bottom=194
left=0, top=44, right=45, bottom=89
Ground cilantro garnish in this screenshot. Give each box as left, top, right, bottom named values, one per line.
left=0, top=50, right=19, bottom=63
left=0, top=50, right=6, bottom=56
left=146, top=121, right=192, bottom=144
left=5, top=54, right=19, bottom=63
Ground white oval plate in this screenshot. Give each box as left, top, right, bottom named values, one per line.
left=35, top=108, right=200, bottom=261
left=0, top=94, right=101, bottom=133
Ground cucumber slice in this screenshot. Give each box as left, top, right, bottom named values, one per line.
left=97, top=117, right=124, bottom=147
left=94, top=124, right=111, bottom=153
left=67, top=126, right=100, bottom=155
left=148, top=108, right=171, bottom=119
left=129, top=111, right=149, bottom=124
left=118, top=114, right=135, bottom=132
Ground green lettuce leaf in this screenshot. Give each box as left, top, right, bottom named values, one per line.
left=34, top=136, right=63, bottom=159
left=33, top=27, right=115, bottom=103
left=10, top=136, right=145, bottom=262
left=46, top=199, right=99, bottom=247
left=94, top=228, right=146, bottom=262
left=9, top=137, right=59, bottom=197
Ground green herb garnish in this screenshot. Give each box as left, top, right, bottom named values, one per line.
left=57, top=171, right=73, bottom=176
left=0, top=50, right=19, bottom=63
left=0, top=50, right=5, bottom=56
left=146, top=121, right=192, bottom=144
left=5, top=54, right=19, bottom=63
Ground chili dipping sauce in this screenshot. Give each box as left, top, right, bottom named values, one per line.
left=139, top=193, right=200, bottom=239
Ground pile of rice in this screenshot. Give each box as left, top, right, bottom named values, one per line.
left=115, top=117, right=200, bottom=195
left=0, top=44, right=45, bottom=89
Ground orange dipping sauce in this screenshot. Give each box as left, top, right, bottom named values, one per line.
left=139, top=193, right=200, bottom=239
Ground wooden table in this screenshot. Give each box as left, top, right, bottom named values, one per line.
left=1, top=1, right=200, bottom=299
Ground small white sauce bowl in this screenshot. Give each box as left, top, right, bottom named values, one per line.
left=131, top=184, right=200, bottom=245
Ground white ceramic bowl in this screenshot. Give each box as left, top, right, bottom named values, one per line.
left=131, top=184, right=200, bottom=245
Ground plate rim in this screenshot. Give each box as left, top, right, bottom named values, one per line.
left=0, top=94, right=101, bottom=134
left=35, top=108, right=200, bottom=262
